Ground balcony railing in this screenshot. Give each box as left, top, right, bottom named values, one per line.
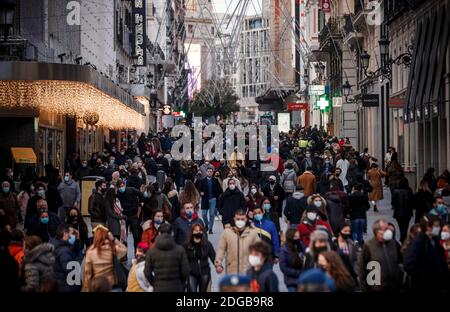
left=319, top=18, right=342, bottom=46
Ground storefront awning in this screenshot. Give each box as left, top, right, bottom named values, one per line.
left=11, top=147, right=37, bottom=164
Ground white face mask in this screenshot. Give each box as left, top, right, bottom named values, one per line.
left=441, top=231, right=450, bottom=241
left=431, top=226, right=441, bottom=237
left=229, top=184, right=236, bottom=191
left=248, top=255, right=262, bottom=267
left=293, top=192, right=303, bottom=199
left=235, top=220, right=246, bottom=229
left=307, top=212, right=317, bottom=221
left=251, top=188, right=257, bottom=195
left=383, top=229, right=393, bottom=241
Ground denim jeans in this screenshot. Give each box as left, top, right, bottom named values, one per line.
left=202, top=198, right=217, bottom=232
left=188, top=274, right=210, bottom=292
left=351, top=218, right=366, bottom=245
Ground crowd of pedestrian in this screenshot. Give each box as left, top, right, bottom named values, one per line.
left=0, top=124, right=449, bottom=292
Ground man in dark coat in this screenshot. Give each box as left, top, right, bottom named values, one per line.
left=74, top=160, right=91, bottom=181
left=391, top=177, right=414, bottom=243
left=144, top=223, right=190, bottom=292
left=27, top=200, right=61, bottom=242
left=404, top=214, right=449, bottom=292
left=127, top=168, right=143, bottom=190
left=197, top=168, right=222, bottom=234
left=217, top=179, right=246, bottom=227
left=284, top=185, right=308, bottom=229
left=173, top=202, right=205, bottom=245
left=49, top=224, right=81, bottom=292
left=88, top=180, right=107, bottom=228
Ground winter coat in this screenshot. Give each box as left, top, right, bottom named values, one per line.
left=359, top=238, right=401, bottom=291
left=8, top=243, right=24, bottom=273
left=144, top=233, right=190, bottom=292
left=247, top=262, right=279, bottom=292
left=27, top=212, right=61, bottom=242
left=185, top=240, right=216, bottom=276
left=253, top=218, right=280, bottom=257
left=198, top=177, right=223, bottom=210
left=173, top=214, right=205, bottom=245
left=140, top=221, right=161, bottom=249
left=105, top=197, right=123, bottom=237
left=325, top=194, right=345, bottom=235
left=392, top=187, right=414, bottom=220
left=88, top=190, right=106, bottom=223
left=22, top=243, right=55, bottom=292
left=116, top=187, right=143, bottom=217
left=261, top=183, right=285, bottom=215
left=57, top=180, right=81, bottom=208
left=297, top=171, right=316, bottom=197
left=82, top=240, right=127, bottom=292
left=279, top=244, right=303, bottom=287
left=127, top=174, right=143, bottom=190
left=284, top=194, right=308, bottom=225
left=348, top=191, right=370, bottom=220
left=49, top=238, right=80, bottom=292
left=325, top=189, right=350, bottom=216
left=74, top=166, right=91, bottom=181
left=387, top=164, right=404, bottom=189
left=413, top=190, right=434, bottom=222
left=280, top=169, right=297, bottom=193
left=334, top=239, right=359, bottom=281
left=215, top=226, right=260, bottom=274
left=166, top=191, right=180, bottom=222
left=217, top=188, right=246, bottom=226
left=404, top=233, right=449, bottom=292
left=0, top=191, right=19, bottom=228
left=367, top=168, right=386, bottom=201
left=0, top=247, right=20, bottom=292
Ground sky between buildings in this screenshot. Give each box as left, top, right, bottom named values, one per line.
left=212, top=0, right=261, bottom=15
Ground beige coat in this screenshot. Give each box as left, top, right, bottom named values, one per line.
left=367, top=168, right=386, bottom=201
left=215, top=226, right=260, bottom=274
left=82, top=240, right=127, bottom=292
left=298, top=171, right=316, bottom=197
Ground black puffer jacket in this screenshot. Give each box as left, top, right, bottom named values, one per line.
left=88, top=190, right=106, bottom=223
left=326, top=194, right=345, bottom=235
left=217, top=188, right=246, bottom=226
left=392, top=187, right=414, bottom=220
left=22, top=243, right=55, bottom=292
left=185, top=240, right=216, bottom=276
left=144, top=233, right=190, bottom=292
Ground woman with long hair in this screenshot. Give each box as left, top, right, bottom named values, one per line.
left=82, top=225, right=127, bottom=292
left=318, top=251, right=355, bottom=292
left=105, top=186, right=125, bottom=241
left=246, top=184, right=265, bottom=211
left=413, top=180, right=434, bottom=223
left=162, top=179, right=181, bottom=222
left=279, top=229, right=304, bottom=292
left=179, top=180, right=200, bottom=211
left=184, top=223, right=215, bottom=292
left=65, top=207, right=89, bottom=250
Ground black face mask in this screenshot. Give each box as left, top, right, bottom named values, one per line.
left=335, top=173, right=341, bottom=177
left=269, top=181, right=276, bottom=185
left=315, top=246, right=328, bottom=254
left=193, top=233, right=203, bottom=239
left=340, top=233, right=351, bottom=239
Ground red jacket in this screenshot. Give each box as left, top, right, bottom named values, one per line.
left=141, top=224, right=158, bottom=249
left=296, top=219, right=333, bottom=247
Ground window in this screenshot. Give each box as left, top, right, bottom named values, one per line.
left=211, top=27, right=215, bottom=35
left=188, top=24, right=193, bottom=33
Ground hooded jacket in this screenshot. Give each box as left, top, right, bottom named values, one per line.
left=217, top=188, right=246, bottom=226
left=173, top=212, right=205, bottom=245
left=144, top=233, right=190, bottom=292
left=284, top=192, right=308, bottom=225
left=22, top=243, right=55, bottom=292
left=49, top=238, right=80, bottom=292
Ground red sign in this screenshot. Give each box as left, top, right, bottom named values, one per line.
left=322, top=0, right=331, bottom=13
left=288, top=102, right=309, bottom=111
left=172, top=111, right=180, bottom=117
left=388, top=97, right=405, bottom=109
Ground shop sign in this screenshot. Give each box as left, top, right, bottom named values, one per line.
left=132, top=0, right=147, bottom=66
left=309, top=85, right=325, bottom=95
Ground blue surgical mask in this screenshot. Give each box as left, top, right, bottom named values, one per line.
left=119, top=186, right=126, bottom=193
left=154, top=218, right=163, bottom=225
left=314, top=200, right=322, bottom=208
left=186, top=210, right=194, bottom=218
left=263, top=203, right=271, bottom=211
left=37, top=190, right=45, bottom=197
left=64, top=176, right=70, bottom=182
left=144, top=191, right=149, bottom=198
left=437, top=204, right=446, bottom=212
left=254, top=214, right=263, bottom=222
left=40, top=217, right=49, bottom=224
left=68, top=234, right=76, bottom=245
left=2, top=187, right=10, bottom=193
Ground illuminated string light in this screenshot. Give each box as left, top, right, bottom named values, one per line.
left=0, top=80, right=145, bottom=130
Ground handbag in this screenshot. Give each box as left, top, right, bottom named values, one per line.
left=113, top=253, right=129, bottom=291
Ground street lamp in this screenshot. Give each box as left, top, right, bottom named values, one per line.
left=360, top=51, right=370, bottom=70
left=0, top=0, right=15, bottom=42
left=379, top=36, right=390, bottom=58
left=342, top=80, right=357, bottom=102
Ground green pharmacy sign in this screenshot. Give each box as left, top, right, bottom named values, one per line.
left=315, top=95, right=331, bottom=112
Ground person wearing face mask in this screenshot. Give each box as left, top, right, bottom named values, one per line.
left=297, top=167, right=316, bottom=197
left=348, top=183, right=370, bottom=245
left=439, top=224, right=450, bottom=270
left=252, top=205, right=280, bottom=262
left=333, top=224, right=359, bottom=284
left=141, top=209, right=166, bottom=249
left=198, top=168, right=223, bottom=234
left=329, top=168, right=345, bottom=192
left=300, top=151, right=315, bottom=174
left=246, top=241, right=279, bottom=292
left=217, top=179, right=246, bottom=227
left=27, top=200, right=61, bottom=242
left=127, top=242, right=152, bottom=292
left=89, top=180, right=107, bottom=225
left=173, top=202, right=205, bottom=245
left=391, top=177, right=414, bottom=243
left=215, top=210, right=260, bottom=275
left=297, top=204, right=332, bottom=247
left=261, top=176, right=285, bottom=222
left=245, top=184, right=264, bottom=211
left=65, top=207, right=88, bottom=250
left=126, top=168, right=143, bottom=191
left=222, top=171, right=242, bottom=192
left=184, top=223, right=216, bottom=292
left=430, top=195, right=449, bottom=224
left=279, top=229, right=305, bottom=292
left=303, top=230, right=332, bottom=270
left=0, top=181, right=19, bottom=229
left=57, top=172, right=81, bottom=222
left=284, top=185, right=308, bottom=229
left=280, top=162, right=297, bottom=198
left=335, top=155, right=350, bottom=187
left=49, top=224, right=81, bottom=292
left=404, top=215, right=449, bottom=292
left=74, top=160, right=91, bottom=181
left=359, top=219, right=401, bottom=292
left=115, top=149, right=129, bottom=166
